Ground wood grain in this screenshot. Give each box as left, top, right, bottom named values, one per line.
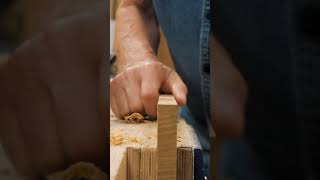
left=177, top=147, right=193, bottom=180
left=157, top=95, right=178, bottom=180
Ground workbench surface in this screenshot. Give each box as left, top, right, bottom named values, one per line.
left=110, top=110, right=204, bottom=180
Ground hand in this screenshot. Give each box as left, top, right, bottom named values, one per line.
left=212, top=38, right=248, bottom=139
left=110, top=60, right=187, bottom=118
left=0, top=13, right=107, bottom=178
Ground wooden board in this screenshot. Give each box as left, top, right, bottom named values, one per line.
left=157, top=95, right=178, bottom=180
left=110, top=98, right=202, bottom=179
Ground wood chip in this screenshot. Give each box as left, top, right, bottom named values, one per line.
left=124, top=113, right=145, bottom=123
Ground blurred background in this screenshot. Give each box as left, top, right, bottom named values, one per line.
left=0, top=0, right=57, bottom=64
left=0, top=1, right=54, bottom=179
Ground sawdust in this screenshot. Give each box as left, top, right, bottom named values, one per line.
left=128, top=135, right=141, bottom=144
left=47, top=162, right=107, bottom=180
left=110, top=128, right=141, bottom=146
left=124, top=113, right=145, bottom=123
left=110, top=129, right=125, bottom=145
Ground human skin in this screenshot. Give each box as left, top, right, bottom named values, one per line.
left=211, top=37, right=248, bottom=177
left=212, top=38, right=247, bottom=139
left=111, top=0, right=188, bottom=118
left=0, top=1, right=107, bottom=179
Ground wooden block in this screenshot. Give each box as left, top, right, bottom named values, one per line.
left=157, top=95, right=178, bottom=180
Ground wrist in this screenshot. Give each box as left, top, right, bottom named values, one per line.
left=117, top=46, right=158, bottom=72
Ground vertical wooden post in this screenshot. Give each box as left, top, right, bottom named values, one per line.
left=157, top=95, right=178, bottom=180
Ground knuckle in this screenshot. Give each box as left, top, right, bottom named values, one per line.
left=120, top=71, right=130, bottom=81
left=142, top=91, right=157, bottom=101
left=110, top=78, right=120, bottom=87
left=146, top=61, right=162, bottom=70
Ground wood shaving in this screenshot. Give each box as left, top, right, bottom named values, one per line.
left=124, top=113, right=145, bottom=123
left=110, top=129, right=125, bottom=146
left=47, top=162, right=107, bottom=180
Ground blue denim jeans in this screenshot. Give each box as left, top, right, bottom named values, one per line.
left=152, top=0, right=210, bottom=123
left=152, top=0, right=211, bottom=176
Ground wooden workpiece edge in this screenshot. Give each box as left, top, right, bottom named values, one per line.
left=157, top=95, right=178, bottom=180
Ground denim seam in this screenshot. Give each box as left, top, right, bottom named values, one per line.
left=199, top=0, right=211, bottom=121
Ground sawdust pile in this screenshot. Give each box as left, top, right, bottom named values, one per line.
left=124, top=113, right=145, bottom=123
left=47, top=162, right=107, bottom=180
left=110, top=128, right=141, bottom=146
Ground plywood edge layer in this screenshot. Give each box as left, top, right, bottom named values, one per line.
left=110, top=147, right=127, bottom=180
left=125, top=147, right=193, bottom=180
left=177, top=147, right=193, bottom=180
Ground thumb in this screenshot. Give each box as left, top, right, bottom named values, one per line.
left=161, top=70, right=188, bottom=105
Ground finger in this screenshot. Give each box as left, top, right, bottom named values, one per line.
left=125, top=87, right=144, bottom=113
left=124, top=75, right=144, bottom=114
left=0, top=66, right=33, bottom=177
left=161, top=70, right=188, bottom=105
left=11, top=73, right=65, bottom=175
left=141, top=80, right=160, bottom=117
left=110, top=95, right=119, bottom=118
left=110, top=79, right=120, bottom=117
left=53, top=67, right=107, bottom=165
left=0, top=105, right=34, bottom=178
left=115, top=87, right=131, bottom=118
